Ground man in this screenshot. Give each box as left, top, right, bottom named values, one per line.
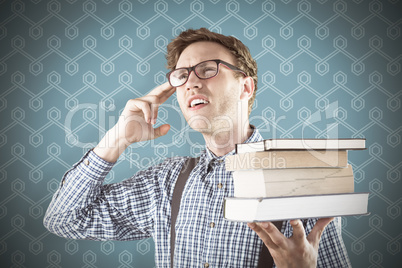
left=44, top=28, right=351, bottom=267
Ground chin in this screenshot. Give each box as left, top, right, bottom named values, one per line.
left=187, top=117, right=213, bottom=133
left=187, top=116, right=236, bottom=138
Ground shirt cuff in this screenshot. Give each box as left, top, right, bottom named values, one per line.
left=75, top=149, right=115, bottom=181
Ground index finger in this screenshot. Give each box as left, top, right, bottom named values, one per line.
left=146, top=82, right=175, bottom=102
left=247, top=222, right=278, bottom=250
left=289, top=219, right=306, bottom=242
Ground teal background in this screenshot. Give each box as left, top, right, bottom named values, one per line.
left=1, top=0, right=401, bottom=267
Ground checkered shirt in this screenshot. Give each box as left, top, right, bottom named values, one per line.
left=44, top=129, right=351, bottom=267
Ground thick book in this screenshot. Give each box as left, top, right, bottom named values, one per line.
left=236, top=138, right=366, bottom=154
left=223, top=192, right=369, bottom=222
left=233, top=164, right=354, bottom=198
left=225, top=150, right=348, bottom=171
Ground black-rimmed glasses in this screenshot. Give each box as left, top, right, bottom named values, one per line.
left=166, top=59, right=246, bottom=87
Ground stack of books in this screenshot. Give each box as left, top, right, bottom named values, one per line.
left=223, top=138, right=369, bottom=222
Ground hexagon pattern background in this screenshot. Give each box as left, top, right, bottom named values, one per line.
left=0, top=0, right=401, bottom=267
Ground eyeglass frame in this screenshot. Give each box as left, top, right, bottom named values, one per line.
left=166, top=59, right=247, bottom=87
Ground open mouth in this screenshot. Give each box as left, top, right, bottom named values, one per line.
left=189, top=99, right=209, bottom=108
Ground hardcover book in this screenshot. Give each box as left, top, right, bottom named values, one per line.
left=233, top=164, right=354, bottom=198
left=225, top=150, right=348, bottom=171
left=224, top=193, right=369, bottom=222
left=236, top=138, right=366, bottom=154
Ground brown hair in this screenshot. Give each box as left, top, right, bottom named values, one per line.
left=166, top=28, right=258, bottom=115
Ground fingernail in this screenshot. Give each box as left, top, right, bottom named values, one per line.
left=261, top=222, right=269, bottom=229
left=248, top=222, right=256, bottom=229
left=291, top=220, right=300, bottom=226
left=151, top=119, right=156, bottom=125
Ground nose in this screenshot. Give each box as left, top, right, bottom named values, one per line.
left=185, top=70, right=202, bottom=90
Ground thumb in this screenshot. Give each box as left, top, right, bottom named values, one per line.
left=151, top=124, right=171, bottom=139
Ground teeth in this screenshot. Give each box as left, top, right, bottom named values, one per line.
left=190, top=99, right=209, bottom=107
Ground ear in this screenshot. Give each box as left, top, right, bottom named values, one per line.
left=240, top=76, right=255, bottom=101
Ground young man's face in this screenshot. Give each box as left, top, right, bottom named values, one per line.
left=175, top=41, right=250, bottom=135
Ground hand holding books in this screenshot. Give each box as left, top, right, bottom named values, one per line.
left=248, top=217, right=335, bottom=268
left=223, top=138, right=368, bottom=266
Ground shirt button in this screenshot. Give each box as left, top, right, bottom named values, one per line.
left=210, top=222, right=215, bottom=228
left=83, top=159, right=90, bottom=166
left=204, top=263, right=209, bottom=268
left=217, top=183, right=223, bottom=189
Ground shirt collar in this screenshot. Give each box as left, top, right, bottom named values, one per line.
left=200, top=126, right=263, bottom=172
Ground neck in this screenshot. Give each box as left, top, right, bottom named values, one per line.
left=203, top=121, right=253, bottom=157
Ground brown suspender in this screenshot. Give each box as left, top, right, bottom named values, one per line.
left=170, top=157, right=282, bottom=268
left=257, top=220, right=283, bottom=268
left=170, top=157, right=198, bottom=266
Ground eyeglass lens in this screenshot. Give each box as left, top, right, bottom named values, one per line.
left=169, top=60, right=219, bottom=87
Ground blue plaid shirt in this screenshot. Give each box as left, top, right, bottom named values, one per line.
left=44, top=129, right=351, bottom=267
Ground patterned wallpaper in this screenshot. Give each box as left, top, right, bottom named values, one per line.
left=1, top=0, right=401, bottom=267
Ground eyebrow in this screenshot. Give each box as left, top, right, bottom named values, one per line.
left=175, top=59, right=220, bottom=69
